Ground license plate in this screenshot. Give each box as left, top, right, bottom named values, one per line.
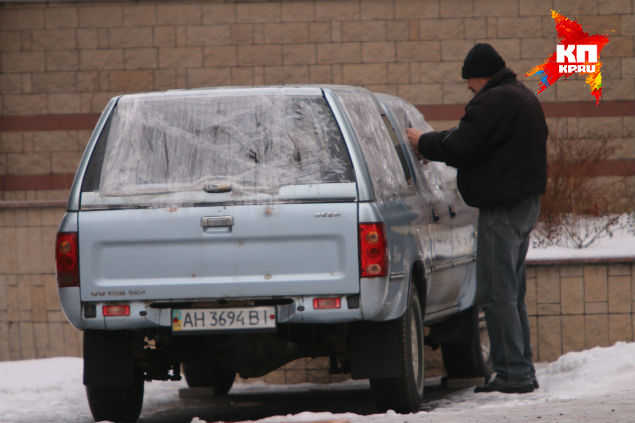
left=172, top=307, right=276, bottom=332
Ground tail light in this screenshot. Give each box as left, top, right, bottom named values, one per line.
left=56, top=232, right=79, bottom=287
left=359, top=223, right=388, bottom=277
left=103, top=304, right=130, bottom=317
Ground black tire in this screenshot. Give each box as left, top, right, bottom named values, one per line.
left=183, top=361, right=236, bottom=396
left=441, top=303, right=493, bottom=380
left=86, top=368, right=144, bottom=423
left=370, top=285, right=425, bottom=413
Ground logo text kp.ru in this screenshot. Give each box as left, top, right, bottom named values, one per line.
left=556, top=44, right=598, bottom=73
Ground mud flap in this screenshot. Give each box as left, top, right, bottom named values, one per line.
left=83, top=330, right=136, bottom=387
left=429, top=307, right=472, bottom=345
left=349, top=320, right=403, bottom=379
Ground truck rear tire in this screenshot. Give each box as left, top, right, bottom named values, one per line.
left=183, top=361, right=236, bottom=396
left=86, top=368, right=144, bottom=423
left=370, top=285, right=424, bottom=413
left=441, top=304, right=493, bottom=380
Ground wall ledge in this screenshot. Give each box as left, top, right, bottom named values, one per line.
left=528, top=257, right=635, bottom=265
left=0, top=200, right=67, bottom=209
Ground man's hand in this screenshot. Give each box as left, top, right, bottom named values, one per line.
left=406, top=128, right=424, bottom=153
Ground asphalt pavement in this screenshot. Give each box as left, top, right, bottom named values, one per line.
left=136, top=378, right=490, bottom=423
left=136, top=377, right=635, bottom=423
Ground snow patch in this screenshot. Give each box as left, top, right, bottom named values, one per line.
left=528, top=214, right=635, bottom=261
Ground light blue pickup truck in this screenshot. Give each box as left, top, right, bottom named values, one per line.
left=56, top=85, right=490, bottom=422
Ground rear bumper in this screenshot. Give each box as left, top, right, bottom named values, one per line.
left=60, top=278, right=408, bottom=331
left=62, top=294, right=363, bottom=330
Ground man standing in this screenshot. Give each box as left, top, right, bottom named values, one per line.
left=407, top=43, right=547, bottom=394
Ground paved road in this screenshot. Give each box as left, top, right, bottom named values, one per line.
left=137, top=379, right=472, bottom=423
left=137, top=379, right=635, bottom=423
left=140, top=384, right=381, bottom=422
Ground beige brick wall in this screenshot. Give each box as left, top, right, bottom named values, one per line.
left=0, top=206, right=81, bottom=361
left=526, top=262, right=635, bottom=362
left=1, top=0, right=632, bottom=204
left=0, top=0, right=632, bottom=112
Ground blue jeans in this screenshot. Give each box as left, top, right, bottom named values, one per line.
left=476, top=195, right=540, bottom=383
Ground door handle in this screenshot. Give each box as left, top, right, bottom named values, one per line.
left=431, top=208, right=440, bottom=222
left=201, top=216, right=234, bottom=228
left=448, top=205, right=456, bottom=218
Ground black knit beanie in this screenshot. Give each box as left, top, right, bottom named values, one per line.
left=461, top=43, right=506, bottom=79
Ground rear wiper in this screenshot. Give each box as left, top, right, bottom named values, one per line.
left=203, top=183, right=232, bottom=193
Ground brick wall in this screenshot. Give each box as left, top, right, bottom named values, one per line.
left=0, top=0, right=633, bottom=205
left=0, top=205, right=81, bottom=360
left=527, top=261, right=635, bottom=362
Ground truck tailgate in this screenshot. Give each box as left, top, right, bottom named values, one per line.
left=78, top=202, right=359, bottom=302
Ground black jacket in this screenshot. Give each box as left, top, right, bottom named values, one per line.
left=418, top=67, right=547, bottom=208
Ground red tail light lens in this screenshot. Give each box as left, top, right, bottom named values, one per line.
left=56, top=232, right=79, bottom=287
left=359, top=223, right=388, bottom=277
left=313, top=297, right=341, bottom=310
left=103, top=304, right=130, bottom=317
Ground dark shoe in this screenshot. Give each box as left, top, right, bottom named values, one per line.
left=533, top=377, right=539, bottom=389
left=474, top=377, right=535, bottom=394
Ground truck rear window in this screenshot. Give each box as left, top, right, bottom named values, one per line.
left=81, top=93, right=355, bottom=208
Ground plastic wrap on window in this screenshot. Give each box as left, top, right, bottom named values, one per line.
left=332, top=87, right=407, bottom=200
left=375, top=92, right=458, bottom=201
left=89, top=91, right=354, bottom=205
left=374, top=93, right=433, bottom=135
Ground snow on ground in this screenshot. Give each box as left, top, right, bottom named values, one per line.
left=423, top=341, right=635, bottom=411
left=1, top=342, right=634, bottom=423
left=0, top=356, right=187, bottom=423
left=233, top=342, right=635, bottom=422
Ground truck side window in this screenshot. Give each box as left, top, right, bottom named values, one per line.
left=380, top=114, right=412, bottom=185
left=335, top=88, right=408, bottom=199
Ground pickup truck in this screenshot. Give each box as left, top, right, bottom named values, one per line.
left=56, top=85, right=491, bottom=422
